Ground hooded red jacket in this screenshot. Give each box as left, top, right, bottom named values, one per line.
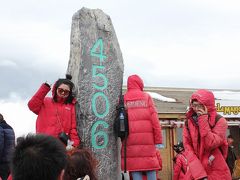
left=183, top=89, right=231, bottom=180
left=173, top=151, right=188, bottom=180
left=121, top=75, right=162, bottom=172
left=28, top=83, right=80, bottom=146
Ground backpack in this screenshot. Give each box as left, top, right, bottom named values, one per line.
left=185, top=114, right=228, bottom=159
left=114, top=94, right=129, bottom=140
left=114, top=93, right=129, bottom=173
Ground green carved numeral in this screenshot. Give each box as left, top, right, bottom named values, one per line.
left=91, top=120, right=109, bottom=149
left=90, top=38, right=107, bottom=63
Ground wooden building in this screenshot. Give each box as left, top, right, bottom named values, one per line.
left=144, top=87, right=240, bottom=180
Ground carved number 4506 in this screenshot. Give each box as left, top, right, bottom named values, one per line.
left=90, top=38, right=110, bottom=150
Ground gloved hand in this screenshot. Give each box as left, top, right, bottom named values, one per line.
left=155, top=144, right=163, bottom=149
left=76, top=175, right=90, bottom=180
left=44, top=81, right=51, bottom=88
left=83, top=175, right=90, bottom=180
left=66, top=139, right=74, bottom=151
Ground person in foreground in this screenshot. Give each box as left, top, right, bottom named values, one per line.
left=122, top=74, right=162, bottom=180
left=183, top=89, right=231, bottom=180
left=10, top=133, right=67, bottom=180
left=64, top=148, right=98, bottom=180
left=28, top=74, right=80, bottom=147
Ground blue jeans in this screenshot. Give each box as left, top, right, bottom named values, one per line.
left=131, top=171, right=157, bottom=180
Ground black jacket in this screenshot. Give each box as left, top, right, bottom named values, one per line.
left=0, top=120, right=15, bottom=163
left=226, top=146, right=237, bottom=174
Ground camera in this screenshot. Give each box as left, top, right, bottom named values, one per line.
left=58, top=132, right=69, bottom=145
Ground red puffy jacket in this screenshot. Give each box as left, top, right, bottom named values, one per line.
left=28, top=83, right=80, bottom=146
left=183, top=89, right=231, bottom=180
left=173, top=151, right=188, bottom=180
left=121, top=75, right=162, bottom=172
left=129, top=150, right=162, bottom=180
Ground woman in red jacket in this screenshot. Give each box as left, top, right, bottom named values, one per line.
left=183, top=89, right=231, bottom=180
left=121, top=74, right=162, bottom=180
left=28, top=74, right=80, bottom=147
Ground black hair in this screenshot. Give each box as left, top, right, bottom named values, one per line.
left=227, top=135, right=233, bottom=139
left=53, top=74, right=75, bottom=104
left=173, top=141, right=184, bottom=154
left=11, top=134, right=67, bottom=180
left=191, top=99, right=198, bottom=103
left=16, top=137, right=24, bottom=144
left=0, top=113, right=3, bottom=122
left=63, top=148, right=98, bottom=180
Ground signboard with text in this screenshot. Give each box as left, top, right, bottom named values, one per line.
left=216, top=100, right=240, bottom=118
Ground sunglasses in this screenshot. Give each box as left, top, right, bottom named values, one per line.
left=57, top=88, right=70, bottom=96
left=191, top=103, right=204, bottom=109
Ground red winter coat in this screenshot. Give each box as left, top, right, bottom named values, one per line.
left=28, top=83, right=80, bottom=146
left=7, top=174, right=12, bottom=180
left=183, top=89, right=231, bottom=180
left=121, top=75, right=162, bottom=172
left=173, top=151, right=188, bottom=180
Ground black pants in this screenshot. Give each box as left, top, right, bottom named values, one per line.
left=0, top=163, right=10, bottom=180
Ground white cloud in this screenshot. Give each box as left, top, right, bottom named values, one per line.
left=0, top=99, right=36, bottom=138
left=1, top=0, right=240, bottom=90
left=0, top=60, right=17, bottom=68
left=213, top=91, right=240, bottom=101
left=0, top=21, right=70, bottom=70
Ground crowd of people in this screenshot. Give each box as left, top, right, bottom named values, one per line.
left=0, top=74, right=239, bottom=180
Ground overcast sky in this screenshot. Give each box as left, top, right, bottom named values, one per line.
left=1, top=0, right=240, bottom=137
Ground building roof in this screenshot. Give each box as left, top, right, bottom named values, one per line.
left=144, top=87, right=195, bottom=114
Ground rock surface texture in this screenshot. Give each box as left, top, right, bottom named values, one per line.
left=67, top=7, right=124, bottom=180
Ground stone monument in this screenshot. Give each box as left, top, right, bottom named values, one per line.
left=67, top=7, right=124, bottom=180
